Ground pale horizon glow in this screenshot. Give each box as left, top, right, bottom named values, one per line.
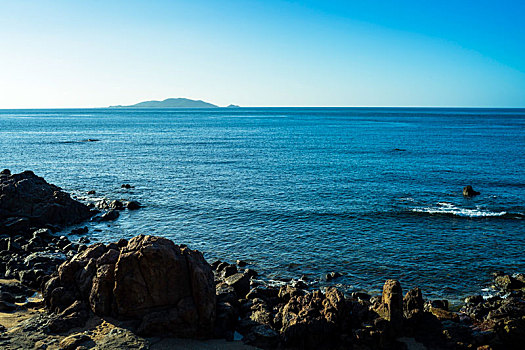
left=1, top=0, right=524, bottom=108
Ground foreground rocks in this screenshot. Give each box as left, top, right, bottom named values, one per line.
left=211, top=267, right=525, bottom=349
left=43, top=235, right=216, bottom=338
left=0, top=170, right=98, bottom=292
left=1, top=232, right=524, bottom=349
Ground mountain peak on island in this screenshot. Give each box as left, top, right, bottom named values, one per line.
left=110, top=98, right=222, bottom=108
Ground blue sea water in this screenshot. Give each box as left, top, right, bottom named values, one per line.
left=1, top=108, right=524, bottom=301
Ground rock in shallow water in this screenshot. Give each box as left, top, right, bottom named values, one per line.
left=463, top=185, right=480, bottom=197
left=0, top=170, right=93, bottom=234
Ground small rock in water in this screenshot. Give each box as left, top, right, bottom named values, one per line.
left=87, top=190, right=96, bottom=195
left=236, top=259, right=247, bottom=267
left=121, top=184, right=134, bottom=189
left=325, top=271, right=343, bottom=281
left=100, top=210, right=119, bottom=221
left=463, top=185, right=480, bottom=197
left=109, top=200, right=124, bottom=210
left=125, top=201, right=141, bottom=210
left=81, top=139, right=100, bottom=142
left=70, top=226, right=89, bottom=235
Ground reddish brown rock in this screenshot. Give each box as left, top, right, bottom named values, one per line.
left=373, top=279, right=404, bottom=330
left=43, top=235, right=216, bottom=337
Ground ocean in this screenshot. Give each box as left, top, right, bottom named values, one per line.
left=1, top=108, right=524, bottom=301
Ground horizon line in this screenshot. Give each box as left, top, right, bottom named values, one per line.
left=1, top=106, right=525, bottom=110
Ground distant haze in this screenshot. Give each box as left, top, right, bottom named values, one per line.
left=0, top=1, right=524, bottom=108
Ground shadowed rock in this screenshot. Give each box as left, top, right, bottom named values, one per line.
left=0, top=170, right=92, bottom=234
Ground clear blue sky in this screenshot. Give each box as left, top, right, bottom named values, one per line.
left=1, top=0, right=524, bottom=107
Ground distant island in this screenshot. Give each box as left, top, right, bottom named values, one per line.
left=110, top=98, right=228, bottom=108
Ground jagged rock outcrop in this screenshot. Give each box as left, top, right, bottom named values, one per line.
left=0, top=170, right=92, bottom=234
left=43, top=235, right=216, bottom=338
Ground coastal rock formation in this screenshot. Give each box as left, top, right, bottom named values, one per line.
left=43, top=235, right=216, bottom=338
left=463, top=185, right=480, bottom=197
left=0, top=170, right=92, bottom=234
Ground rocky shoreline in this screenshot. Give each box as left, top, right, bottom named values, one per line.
left=1, top=170, right=524, bottom=349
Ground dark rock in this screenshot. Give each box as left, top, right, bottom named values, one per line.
left=278, top=285, right=305, bottom=301
left=404, top=287, right=424, bottom=318
left=47, top=300, right=90, bottom=333
left=32, top=228, right=52, bottom=240
left=87, top=190, right=96, bottom=195
left=18, top=269, right=45, bottom=288
left=351, top=292, right=371, bottom=301
left=325, top=271, right=343, bottom=281
left=121, top=184, right=133, bottom=189
left=7, top=238, right=21, bottom=252
left=216, top=262, right=229, bottom=273
left=108, top=200, right=124, bottom=210
left=292, top=280, right=307, bottom=289
left=236, top=259, right=247, bottom=267
left=70, top=226, right=88, bottom=235
left=214, top=301, right=238, bottom=340
left=243, top=324, right=280, bottom=349
left=246, top=286, right=279, bottom=302
left=125, top=201, right=141, bottom=210
left=0, top=170, right=92, bottom=234
left=78, top=237, right=90, bottom=244
left=494, top=274, right=523, bottom=291
left=276, top=288, right=345, bottom=349
left=0, top=299, right=17, bottom=311
left=100, top=210, right=119, bottom=221
left=244, top=268, right=258, bottom=279
left=221, top=264, right=238, bottom=278
left=465, top=295, right=484, bottom=305
left=426, top=299, right=449, bottom=311
left=463, top=185, right=480, bottom=197
left=225, top=273, right=251, bottom=299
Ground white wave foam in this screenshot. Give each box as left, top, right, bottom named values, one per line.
left=412, top=202, right=507, bottom=218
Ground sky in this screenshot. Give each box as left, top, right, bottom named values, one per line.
left=0, top=0, right=524, bottom=108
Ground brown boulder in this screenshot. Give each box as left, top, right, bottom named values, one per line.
left=404, top=287, right=424, bottom=318
left=275, top=288, right=346, bottom=349
left=373, top=280, right=404, bottom=330
left=44, top=235, right=216, bottom=338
